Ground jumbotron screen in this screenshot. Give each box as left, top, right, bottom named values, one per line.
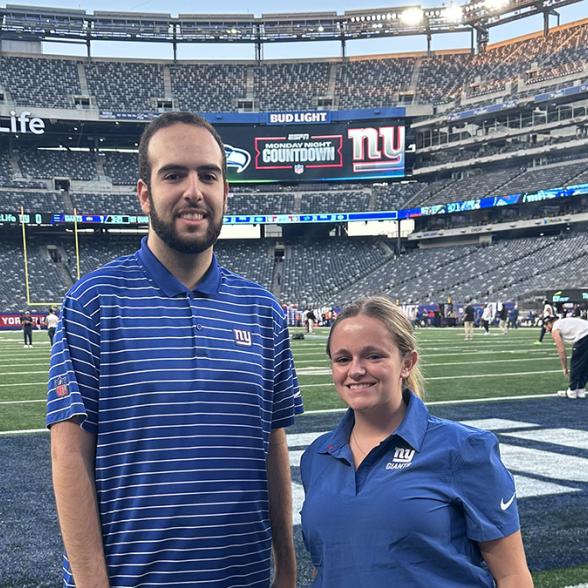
left=220, top=121, right=405, bottom=183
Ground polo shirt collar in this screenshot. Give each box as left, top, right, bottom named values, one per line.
left=318, top=390, right=429, bottom=457
left=136, top=236, right=221, bottom=297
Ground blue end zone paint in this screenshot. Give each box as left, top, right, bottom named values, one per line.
left=1, top=396, right=586, bottom=586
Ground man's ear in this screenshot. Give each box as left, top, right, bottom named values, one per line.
left=223, top=181, right=229, bottom=215
left=137, top=179, right=150, bottom=215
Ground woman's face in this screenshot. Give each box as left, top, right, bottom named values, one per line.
left=329, top=315, right=416, bottom=414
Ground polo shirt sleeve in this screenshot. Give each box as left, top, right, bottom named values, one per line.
left=453, top=430, right=520, bottom=543
left=270, top=306, right=303, bottom=429
left=46, top=292, right=101, bottom=433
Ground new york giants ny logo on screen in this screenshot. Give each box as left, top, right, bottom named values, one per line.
left=347, top=126, right=405, bottom=174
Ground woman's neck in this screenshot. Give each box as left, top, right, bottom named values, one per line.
left=353, top=396, right=406, bottom=439
left=349, top=396, right=407, bottom=468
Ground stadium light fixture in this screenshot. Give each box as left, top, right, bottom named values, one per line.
left=400, top=7, right=424, bottom=26
left=484, top=0, right=509, bottom=11
left=443, top=4, right=464, bottom=23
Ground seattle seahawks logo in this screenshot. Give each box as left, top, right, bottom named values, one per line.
left=225, top=144, right=251, bottom=173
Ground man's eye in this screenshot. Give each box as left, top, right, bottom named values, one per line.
left=333, top=357, right=350, bottom=364
left=164, top=173, right=179, bottom=181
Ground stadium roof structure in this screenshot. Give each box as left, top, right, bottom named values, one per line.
left=0, top=0, right=583, bottom=57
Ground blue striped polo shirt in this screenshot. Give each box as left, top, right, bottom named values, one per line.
left=47, top=237, right=303, bottom=587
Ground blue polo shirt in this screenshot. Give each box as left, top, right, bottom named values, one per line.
left=300, top=391, right=519, bottom=587
left=47, top=237, right=303, bottom=587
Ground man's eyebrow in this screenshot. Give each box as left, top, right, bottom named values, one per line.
left=157, top=164, right=222, bottom=175
left=157, top=164, right=187, bottom=175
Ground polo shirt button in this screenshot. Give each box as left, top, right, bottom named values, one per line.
left=196, top=324, right=202, bottom=330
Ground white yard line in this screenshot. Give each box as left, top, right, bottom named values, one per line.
left=299, top=369, right=563, bottom=386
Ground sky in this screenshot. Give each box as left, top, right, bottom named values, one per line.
left=4, top=0, right=588, bottom=60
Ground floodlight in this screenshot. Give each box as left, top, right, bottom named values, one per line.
left=443, top=4, right=463, bottom=23
left=484, top=0, right=509, bottom=11
left=400, top=7, right=424, bottom=26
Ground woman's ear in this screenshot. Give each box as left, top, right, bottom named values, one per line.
left=401, top=350, right=418, bottom=378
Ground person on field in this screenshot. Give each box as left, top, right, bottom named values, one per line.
left=536, top=299, right=554, bottom=344
left=463, top=301, right=475, bottom=340
left=47, top=112, right=303, bottom=587
left=301, top=296, right=533, bottom=588
left=45, top=307, right=59, bottom=346
left=481, top=304, right=493, bottom=335
left=20, top=310, right=33, bottom=348
left=544, top=315, right=588, bottom=399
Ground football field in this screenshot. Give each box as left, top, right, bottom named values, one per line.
left=1, top=326, right=587, bottom=586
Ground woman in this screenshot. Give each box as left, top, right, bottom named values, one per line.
left=300, top=296, right=533, bottom=587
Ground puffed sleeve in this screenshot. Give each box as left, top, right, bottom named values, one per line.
left=453, top=430, right=520, bottom=542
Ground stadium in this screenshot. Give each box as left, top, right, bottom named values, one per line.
left=0, top=0, right=587, bottom=586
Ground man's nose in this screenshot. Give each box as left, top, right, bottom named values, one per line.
left=183, top=172, right=204, bottom=200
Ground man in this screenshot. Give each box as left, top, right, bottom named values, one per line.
left=20, top=309, right=33, bottom=348
left=45, top=307, right=59, bottom=346
left=305, top=308, right=317, bottom=334
left=498, top=303, right=508, bottom=335
left=47, top=112, right=303, bottom=587
left=535, top=299, right=554, bottom=344
left=509, top=304, right=519, bottom=330
left=463, top=301, right=475, bottom=340
left=544, top=315, right=588, bottom=399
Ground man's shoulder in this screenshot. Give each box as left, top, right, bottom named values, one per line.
left=217, top=265, right=280, bottom=307
left=68, top=252, right=142, bottom=298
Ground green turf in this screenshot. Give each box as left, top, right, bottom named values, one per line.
left=1, top=326, right=584, bottom=585
left=294, top=327, right=567, bottom=409
left=0, top=326, right=569, bottom=430
left=533, top=564, right=588, bottom=587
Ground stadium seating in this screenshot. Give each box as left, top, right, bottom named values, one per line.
left=102, top=152, right=138, bottom=186
left=334, top=57, right=417, bottom=109
left=0, top=190, right=66, bottom=212
left=0, top=56, right=80, bottom=109
left=18, top=148, right=98, bottom=182
left=254, top=62, right=331, bottom=111
left=1, top=19, right=588, bottom=314
left=170, top=64, right=247, bottom=113
left=298, top=190, right=370, bottom=214
left=3, top=226, right=587, bottom=312
left=84, top=61, right=166, bottom=111
left=0, top=20, right=586, bottom=111
left=280, top=238, right=391, bottom=306
left=71, top=192, right=141, bottom=215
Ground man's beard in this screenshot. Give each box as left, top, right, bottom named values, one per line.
left=147, top=188, right=223, bottom=255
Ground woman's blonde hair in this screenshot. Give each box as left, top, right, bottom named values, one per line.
left=326, top=296, right=424, bottom=398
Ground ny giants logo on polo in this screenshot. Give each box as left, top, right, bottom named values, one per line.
left=233, top=329, right=252, bottom=347
left=386, top=447, right=416, bottom=470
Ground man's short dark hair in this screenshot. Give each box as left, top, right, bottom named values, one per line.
left=138, top=112, right=227, bottom=186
